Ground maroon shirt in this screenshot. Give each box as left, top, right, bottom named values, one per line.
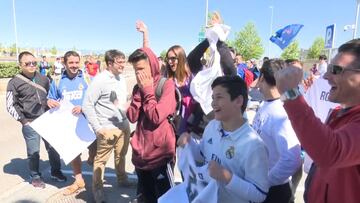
left=284, top=96, right=360, bottom=203
left=127, top=47, right=176, bottom=170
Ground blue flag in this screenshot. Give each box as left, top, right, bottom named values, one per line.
left=270, top=24, right=304, bottom=49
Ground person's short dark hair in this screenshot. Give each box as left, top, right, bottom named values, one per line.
left=128, top=49, right=148, bottom=64
left=263, top=56, right=270, bottom=61
left=64, top=51, right=80, bottom=64
left=18, top=51, right=34, bottom=62
left=338, top=39, right=360, bottom=68
left=260, top=59, right=286, bottom=87
left=285, top=58, right=303, bottom=67
left=319, top=54, right=327, bottom=60
left=104, top=49, right=125, bottom=66
left=211, top=75, right=248, bottom=113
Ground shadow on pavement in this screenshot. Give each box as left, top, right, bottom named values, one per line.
left=14, top=200, right=40, bottom=203
left=3, top=158, right=48, bottom=181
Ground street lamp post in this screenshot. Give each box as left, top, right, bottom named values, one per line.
left=354, top=0, right=360, bottom=38
left=205, top=0, right=209, bottom=26
left=268, top=6, right=274, bottom=57
left=12, top=0, right=19, bottom=58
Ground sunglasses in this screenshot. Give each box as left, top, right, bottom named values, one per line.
left=328, top=64, right=360, bottom=75
left=166, top=57, right=178, bottom=63
left=23, top=61, right=37, bottom=67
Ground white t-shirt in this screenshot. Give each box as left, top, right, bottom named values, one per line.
left=54, top=61, right=64, bottom=74
left=252, top=99, right=302, bottom=186
left=318, top=63, right=328, bottom=76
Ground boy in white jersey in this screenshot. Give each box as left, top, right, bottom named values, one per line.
left=178, top=75, right=269, bottom=203
left=253, top=59, right=302, bottom=203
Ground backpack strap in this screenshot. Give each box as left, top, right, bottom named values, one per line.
left=15, top=74, right=47, bottom=94
left=155, top=77, right=167, bottom=100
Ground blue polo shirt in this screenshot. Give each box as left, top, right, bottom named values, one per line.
left=48, top=70, right=89, bottom=106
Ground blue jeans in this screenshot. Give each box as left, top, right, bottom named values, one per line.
left=22, top=125, right=61, bottom=179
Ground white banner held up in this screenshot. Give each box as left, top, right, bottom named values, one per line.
left=30, top=99, right=96, bottom=164
left=159, top=140, right=217, bottom=203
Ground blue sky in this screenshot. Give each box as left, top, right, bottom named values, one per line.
left=0, top=0, right=358, bottom=57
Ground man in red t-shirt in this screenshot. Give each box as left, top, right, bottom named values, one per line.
left=86, top=56, right=99, bottom=77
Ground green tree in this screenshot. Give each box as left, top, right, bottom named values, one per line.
left=160, top=50, right=167, bottom=59
left=50, top=46, right=57, bottom=55
left=228, top=22, right=264, bottom=60
left=281, top=41, right=300, bottom=60
left=9, top=44, right=17, bottom=56
left=307, top=37, right=325, bottom=59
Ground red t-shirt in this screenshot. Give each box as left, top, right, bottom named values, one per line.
left=86, top=63, right=99, bottom=77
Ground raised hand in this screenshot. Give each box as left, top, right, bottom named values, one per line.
left=136, top=20, right=148, bottom=33
left=275, top=65, right=304, bottom=94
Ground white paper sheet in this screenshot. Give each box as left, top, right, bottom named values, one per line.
left=30, top=99, right=96, bottom=164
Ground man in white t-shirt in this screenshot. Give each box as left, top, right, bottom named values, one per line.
left=252, top=59, right=302, bottom=203
left=53, top=57, right=64, bottom=76
left=318, top=55, right=328, bottom=76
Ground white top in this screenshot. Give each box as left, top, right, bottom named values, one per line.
left=318, top=63, right=328, bottom=76
left=54, top=61, right=64, bottom=74
left=252, top=99, right=302, bottom=186
left=192, top=119, right=270, bottom=203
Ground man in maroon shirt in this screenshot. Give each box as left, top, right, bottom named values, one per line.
left=127, top=47, right=177, bottom=203
left=275, top=39, right=360, bottom=203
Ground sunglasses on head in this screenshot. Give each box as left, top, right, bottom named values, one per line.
left=166, top=57, right=178, bottom=63
left=328, top=64, right=360, bottom=75
left=23, top=61, right=37, bottom=67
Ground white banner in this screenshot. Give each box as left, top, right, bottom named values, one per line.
left=304, top=77, right=338, bottom=123
left=159, top=140, right=217, bottom=203
left=30, top=100, right=96, bottom=164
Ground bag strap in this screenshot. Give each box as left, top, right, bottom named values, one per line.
left=155, top=77, right=167, bottom=100
left=15, top=74, right=47, bottom=94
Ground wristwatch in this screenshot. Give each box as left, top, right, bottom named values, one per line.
left=280, top=88, right=302, bottom=102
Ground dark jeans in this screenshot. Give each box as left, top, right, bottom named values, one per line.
left=135, top=163, right=174, bottom=203
left=263, top=182, right=294, bottom=203
left=22, top=125, right=61, bottom=179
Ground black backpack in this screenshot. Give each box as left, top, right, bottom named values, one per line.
left=155, top=77, right=182, bottom=135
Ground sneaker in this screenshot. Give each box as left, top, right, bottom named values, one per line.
left=93, top=188, right=106, bottom=203
left=31, top=177, right=46, bottom=189
left=118, top=178, right=137, bottom=188
left=51, top=171, right=67, bottom=182
left=130, top=193, right=145, bottom=203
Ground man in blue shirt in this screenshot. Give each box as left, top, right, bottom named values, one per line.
left=47, top=51, right=96, bottom=195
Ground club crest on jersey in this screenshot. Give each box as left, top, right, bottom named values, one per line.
left=78, top=83, right=84, bottom=90
left=225, top=146, right=235, bottom=159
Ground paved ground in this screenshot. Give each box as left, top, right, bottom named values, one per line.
left=0, top=74, right=306, bottom=203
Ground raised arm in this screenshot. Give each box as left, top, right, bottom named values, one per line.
left=136, top=20, right=149, bottom=48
